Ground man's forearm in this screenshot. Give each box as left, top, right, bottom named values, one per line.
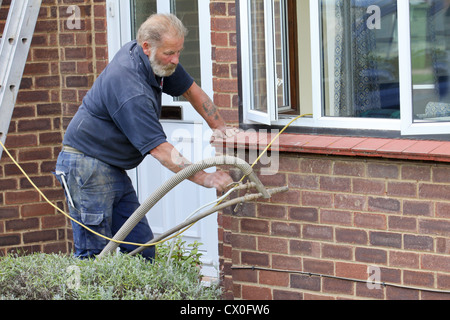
left=150, top=142, right=234, bottom=192
left=183, top=82, right=226, bottom=131
left=149, top=142, right=207, bottom=184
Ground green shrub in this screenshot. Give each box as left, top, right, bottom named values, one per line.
left=157, top=237, right=203, bottom=268
left=0, top=239, right=222, bottom=300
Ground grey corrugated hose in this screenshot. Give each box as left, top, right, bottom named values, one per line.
left=129, top=185, right=288, bottom=256
left=98, top=156, right=271, bottom=259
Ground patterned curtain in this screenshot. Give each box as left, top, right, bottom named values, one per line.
left=333, top=0, right=381, bottom=117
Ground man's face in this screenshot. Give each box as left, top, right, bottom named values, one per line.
left=143, top=36, right=184, bottom=77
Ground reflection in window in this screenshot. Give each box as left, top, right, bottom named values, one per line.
left=412, top=0, right=450, bottom=122
left=170, top=0, right=201, bottom=88
left=131, top=0, right=157, bottom=40
left=274, top=0, right=291, bottom=112
left=321, top=0, right=400, bottom=119
left=249, top=0, right=268, bottom=113
left=320, top=0, right=450, bottom=122
left=247, top=0, right=296, bottom=115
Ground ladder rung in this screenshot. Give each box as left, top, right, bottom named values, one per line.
left=0, top=0, right=42, bottom=160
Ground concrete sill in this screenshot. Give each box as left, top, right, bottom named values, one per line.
left=216, top=132, right=450, bottom=163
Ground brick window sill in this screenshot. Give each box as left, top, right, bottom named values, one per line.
left=217, top=132, right=450, bottom=163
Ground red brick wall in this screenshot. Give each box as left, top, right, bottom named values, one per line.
left=210, top=0, right=239, bottom=127
left=0, top=0, right=108, bottom=256
left=210, top=0, right=450, bottom=300
left=218, top=152, right=450, bottom=300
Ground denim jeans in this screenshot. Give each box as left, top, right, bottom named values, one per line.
left=54, top=149, right=155, bottom=260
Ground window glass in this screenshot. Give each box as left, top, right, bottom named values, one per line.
left=131, top=0, right=157, bottom=39
left=249, top=0, right=269, bottom=113
left=170, top=0, right=201, bottom=88
left=274, top=0, right=291, bottom=111
left=320, top=0, right=400, bottom=119
left=412, top=0, right=450, bottom=122
left=238, top=0, right=450, bottom=135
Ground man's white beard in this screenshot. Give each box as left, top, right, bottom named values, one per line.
left=149, top=50, right=177, bottom=77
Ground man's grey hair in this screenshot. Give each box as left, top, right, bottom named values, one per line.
left=137, top=13, right=188, bottom=48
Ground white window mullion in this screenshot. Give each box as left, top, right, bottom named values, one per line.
left=240, top=0, right=253, bottom=123
left=398, top=0, right=415, bottom=135
left=198, top=0, right=213, bottom=97
left=309, top=0, right=322, bottom=121
left=265, top=0, right=278, bottom=122
left=106, top=0, right=132, bottom=61
left=157, top=0, right=171, bottom=13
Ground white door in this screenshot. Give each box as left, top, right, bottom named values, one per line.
left=106, top=0, right=220, bottom=277
left=134, top=121, right=218, bottom=275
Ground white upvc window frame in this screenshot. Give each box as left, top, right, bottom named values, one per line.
left=106, top=0, right=132, bottom=62
left=240, top=0, right=278, bottom=125
left=397, top=0, right=450, bottom=135
left=239, top=0, right=450, bottom=136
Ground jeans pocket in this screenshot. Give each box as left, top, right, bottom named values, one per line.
left=81, top=212, right=105, bottom=226
left=75, top=157, right=98, bottom=189
left=74, top=211, right=110, bottom=251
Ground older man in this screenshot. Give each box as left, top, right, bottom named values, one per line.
left=55, top=14, right=236, bottom=260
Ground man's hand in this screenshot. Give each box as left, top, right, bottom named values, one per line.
left=198, top=170, right=234, bottom=193
left=210, top=127, right=240, bottom=143
left=182, top=82, right=240, bottom=144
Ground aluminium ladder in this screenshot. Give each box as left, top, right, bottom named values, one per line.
left=0, top=0, right=42, bottom=160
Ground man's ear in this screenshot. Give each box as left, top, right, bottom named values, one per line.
left=142, top=41, right=151, bottom=56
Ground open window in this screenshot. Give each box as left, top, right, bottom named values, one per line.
left=238, top=0, right=450, bottom=136
left=239, top=0, right=299, bottom=124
